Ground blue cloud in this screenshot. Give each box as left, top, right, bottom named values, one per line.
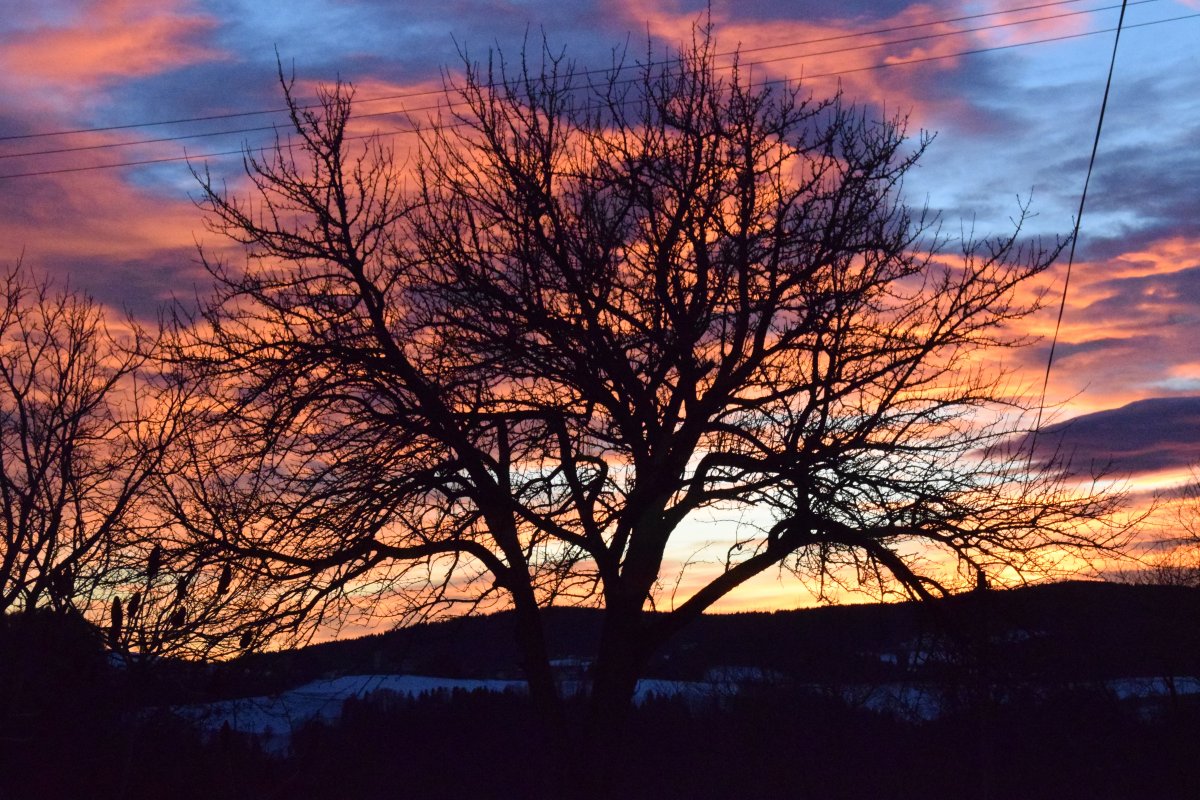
left=1027, top=396, right=1200, bottom=476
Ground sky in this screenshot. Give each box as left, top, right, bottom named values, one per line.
left=1, top=0, right=1198, bottom=608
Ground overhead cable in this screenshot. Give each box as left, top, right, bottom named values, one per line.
left=0, top=0, right=1150, bottom=144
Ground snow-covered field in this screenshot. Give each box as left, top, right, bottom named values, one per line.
left=174, top=673, right=741, bottom=751
left=174, top=672, right=1200, bottom=751
left=178, top=676, right=516, bottom=735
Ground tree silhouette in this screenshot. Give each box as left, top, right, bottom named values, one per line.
left=1115, top=469, right=1200, bottom=588
left=0, top=261, right=254, bottom=661
left=177, top=28, right=1127, bottom=787
left=0, top=263, right=182, bottom=622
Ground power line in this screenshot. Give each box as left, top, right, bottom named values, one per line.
left=0, top=0, right=1157, bottom=163
left=734, top=0, right=1157, bottom=71
left=0, top=0, right=1144, bottom=145
left=1033, top=0, right=1129, bottom=438
left=0, top=10, right=1192, bottom=181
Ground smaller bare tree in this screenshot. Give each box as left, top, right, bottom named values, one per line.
left=1114, top=472, right=1200, bottom=588
left=0, top=262, right=214, bottom=657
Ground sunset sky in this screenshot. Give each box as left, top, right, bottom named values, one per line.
left=2, top=1, right=1199, bottom=608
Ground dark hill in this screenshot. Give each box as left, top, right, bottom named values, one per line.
left=207, top=580, right=1200, bottom=698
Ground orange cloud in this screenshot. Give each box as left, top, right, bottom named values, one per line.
left=310, top=75, right=448, bottom=156
left=601, top=1, right=990, bottom=120
left=0, top=74, right=469, bottom=310
left=0, top=123, right=246, bottom=317
left=1020, top=236, right=1200, bottom=414
left=601, top=0, right=1127, bottom=129
left=0, top=0, right=222, bottom=90
left=968, top=0, right=1097, bottom=46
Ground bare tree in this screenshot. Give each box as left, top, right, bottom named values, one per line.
left=1159, top=474, right=1200, bottom=587
left=1113, top=471, right=1200, bottom=588
left=179, top=30, right=1127, bottom=785
left=0, top=264, right=172, bottom=618
left=0, top=262, right=249, bottom=662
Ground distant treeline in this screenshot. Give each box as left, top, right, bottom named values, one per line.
left=202, top=580, right=1200, bottom=696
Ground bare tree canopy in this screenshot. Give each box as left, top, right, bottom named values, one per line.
left=177, top=28, right=1128, bottom=768
left=0, top=261, right=258, bottom=660
left=1112, top=469, right=1200, bottom=589
left=0, top=264, right=173, bottom=618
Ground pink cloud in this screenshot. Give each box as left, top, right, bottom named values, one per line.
left=601, top=1, right=996, bottom=120
left=968, top=0, right=1096, bottom=46
left=4, top=171, right=198, bottom=257
left=599, top=0, right=1132, bottom=135
left=1020, top=236, right=1200, bottom=413
left=0, top=0, right=223, bottom=90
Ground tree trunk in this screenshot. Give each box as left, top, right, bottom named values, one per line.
left=507, top=590, right=569, bottom=798
left=576, top=603, right=654, bottom=799
left=512, top=601, right=561, bottom=727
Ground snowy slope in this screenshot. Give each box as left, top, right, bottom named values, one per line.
left=174, top=673, right=741, bottom=750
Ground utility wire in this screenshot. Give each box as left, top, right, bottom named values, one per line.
left=1032, top=0, right=1128, bottom=442
left=0, top=10, right=1189, bottom=182
left=0, top=0, right=1158, bottom=162
left=0, top=0, right=1146, bottom=144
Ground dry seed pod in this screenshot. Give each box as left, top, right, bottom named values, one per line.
left=216, top=563, right=232, bottom=596
left=147, top=545, right=162, bottom=582
left=52, top=564, right=73, bottom=598
left=109, top=597, right=123, bottom=648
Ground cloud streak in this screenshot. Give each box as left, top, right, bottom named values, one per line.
left=1025, top=396, right=1200, bottom=478
left=0, top=0, right=222, bottom=90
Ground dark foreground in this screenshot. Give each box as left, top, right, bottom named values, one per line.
left=3, top=582, right=1199, bottom=799
left=4, top=677, right=1198, bottom=799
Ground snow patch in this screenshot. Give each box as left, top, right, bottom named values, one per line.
left=175, top=673, right=741, bottom=751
